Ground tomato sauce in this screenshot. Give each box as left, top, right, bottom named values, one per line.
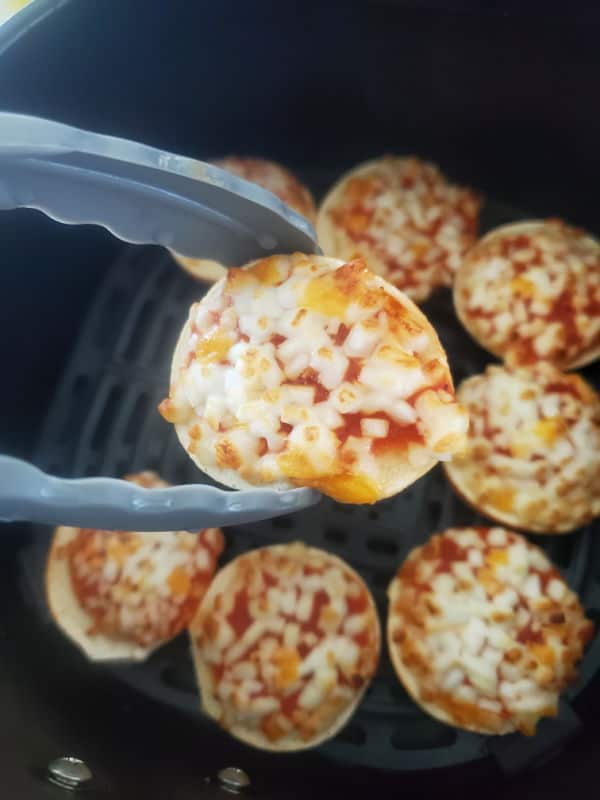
left=344, top=359, right=362, bottom=382
left=545, top=381, right=583, bottom=399
left=346, top=588, right=368, bottom=616
left=334, top=323, right=350, bottom=346
left=333, top=410, right=423, bottom=452
left=584, top=295, right=600, bottom=317
left=279, top=688, right=303, bottom=717
left=437, top=535, right=467, bottom=572
left=546, top=288, right=581, bottom=351
left=306, top=590, right=331, bottom=633
left=292, top=370, right=330, bottom=403
left=517, top=623, right=544, bottom=645
left=533, top=567, right=560, bottom=593
left=263, top=571, right=278, bottom=588
left=227, top=589, right=252, bottom=637
left=372, top=421, right=422, bottom=454
left=506, top=235, right=531, bottom=252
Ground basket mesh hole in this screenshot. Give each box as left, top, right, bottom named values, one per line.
left=83, top=457, right=102, bottom=477
left=171, top=460, right=191, bottom=486
left=452, top=362, right=471, bottom=384
left=389, top=682, right=411, bottom=703
left=371, top=570, right=391, bottom=588
left=427, top=500, right=442, bottom=522
left=59, top=375, right=90, bottom=443
left=114, top=459, right=131, bottom=477
left=221, top=530, right=251, bottom=560
left=151, top=316, right=179, bottom=368
left=336, top=724, right=366, bottom=746
left=47, top=461, right=64, bottom=474
left=94, top=287, right=127, bottom=348
left=324, top=527, right=348, bottom=545
left=91, top=385, right=123, bottom=450
left=122, top=300, right=157, bottom=361
left=367, top=537, right=398, bottom=556
left=334, top=504, right=354, bottom=515
left=271, top=515, right=294, bottom=530
left=154, top=265, right=174, bottom=294
left=175, top=271, right=199, bottom=302
left=587, top=607, right=600, bottom=623
left=391, top=720, right=455, bottom=750
left=377, top=498, right=397, bottom=514
left=543, top=536, right=575, bottom=569
left=123, top=393, right=150, bottom=445
left=161, top=663, right=197, bottom=694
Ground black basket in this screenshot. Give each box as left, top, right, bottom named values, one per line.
left=22, top=187, right=600, bottom=775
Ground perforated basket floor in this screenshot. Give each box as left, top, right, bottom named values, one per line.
left=26, top=195, right=600, bottom=774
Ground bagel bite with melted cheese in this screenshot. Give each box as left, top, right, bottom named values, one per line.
left=387, top=526, right=593, bottom=735
left=189, top=542, right=380, bottom=750
left=454, top=219, right=600, bottom=370
left=317, top=156, right=481, bottom=302
left=159, top=253, right=468, bottom=504
left=46, top=471, right=224, bottom=661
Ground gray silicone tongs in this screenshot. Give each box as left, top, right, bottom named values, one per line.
left=0, top=113, right=321, bottom=530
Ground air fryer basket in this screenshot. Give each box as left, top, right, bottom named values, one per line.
left=21, top=175, right=600, bottom=776
left=2, top=2, right=600, bottom=797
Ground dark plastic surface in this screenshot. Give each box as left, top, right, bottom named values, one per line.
left=24, top=194, right=600, bottom=773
